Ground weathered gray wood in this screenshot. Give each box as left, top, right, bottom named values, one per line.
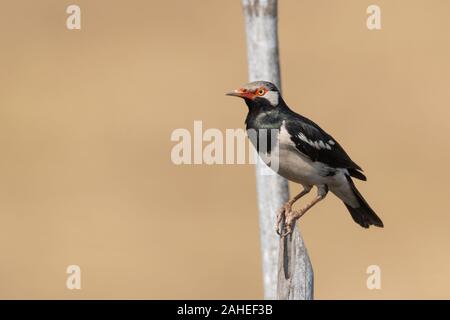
left=241, top=0, right=313, bottom=300
left=277, top=228, right=314, bottom=299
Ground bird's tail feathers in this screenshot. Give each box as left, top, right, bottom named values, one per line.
left=344, top=175, right=383, bottom=228
left=348, top=168, right=367, bottom=181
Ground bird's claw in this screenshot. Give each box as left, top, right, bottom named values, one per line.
left=275, top=205, right=286, bottom=236
left=275, top=203, right=297, bottom=237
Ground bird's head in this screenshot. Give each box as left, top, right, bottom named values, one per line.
left=226, top=81, right=282, bottom=109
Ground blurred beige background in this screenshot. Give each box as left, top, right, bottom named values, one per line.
left=0, top=0, right=449, bottom=299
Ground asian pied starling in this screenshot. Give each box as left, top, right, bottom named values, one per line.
left=226, top=81, right=383, bottom=236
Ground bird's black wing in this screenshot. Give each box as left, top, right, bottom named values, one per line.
left=284, top=113, right=366, bottom=180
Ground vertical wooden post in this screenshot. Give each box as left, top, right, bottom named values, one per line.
left=241, top=0, right=313, bottom=300
left=276, top=227, right=314, bottom=299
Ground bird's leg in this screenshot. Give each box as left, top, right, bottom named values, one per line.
left=280, top=185, right=329, bottom=237
left=276, top=187, right=311, bottom=235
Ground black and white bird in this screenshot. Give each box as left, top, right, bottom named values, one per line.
left=226, top=81, right=383, bottom=236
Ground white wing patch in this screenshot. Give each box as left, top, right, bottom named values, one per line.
left=297, top=132, right=334, bottom=150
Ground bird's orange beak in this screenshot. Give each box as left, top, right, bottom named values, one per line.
left=225, top=88, right=255, bottom=100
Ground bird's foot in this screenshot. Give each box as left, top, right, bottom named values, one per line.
left=280, top=211, right=300, bottom=237
left=275, top=203, right=294, bottom=237
left=276, top=204, right=304, bottom=238
left=275, top=203, right=289, bottom=236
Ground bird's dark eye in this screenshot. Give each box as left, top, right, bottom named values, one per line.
left=241, top=88, right=248, bottom=93
left=257, top=88, right=266, bottom=96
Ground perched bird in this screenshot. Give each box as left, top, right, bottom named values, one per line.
left=226, top=81, right=383, bottom=236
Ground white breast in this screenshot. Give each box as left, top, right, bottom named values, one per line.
left=264, top=124, right=331, bottom=186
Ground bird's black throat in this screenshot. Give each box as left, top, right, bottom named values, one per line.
left=244, top=97, right=288, bottom=155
